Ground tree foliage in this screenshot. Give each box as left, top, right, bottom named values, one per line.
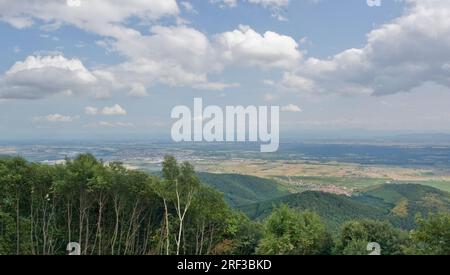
left=257, top=205, right=332, bottom=255
left=1, top=155, right=449, bottom=255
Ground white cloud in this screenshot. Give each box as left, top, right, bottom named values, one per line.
left=281, top=104, right=302, bottom=112
left=101, top=104, right=127, bottom=116
left=180, top=1, right=197, bottom=13
left=105, top=25, right=229, bottom=89
left=193, top=82, right=240, bottom=90
left=98, top=121, right=135, bottom=128
left=263, top=93, right=278, bottom=101
left=0, top=1, right=303, bottom=94
left=282, top=0, right=450, bottom=96
left=281, top=72, right=316, bottom=94
left=6, top=55, right=96, bottom=81
left=127, top=83, right=149, bottom=97
left=104, top=25, right=295, bottom=89
left=216, top=25, right=301, bottom=69
left=211, top=0, right=290, bottom=20
left=0, top=55, right=120, bottom=99
left=0, top=1, right=231, bottom=92
left=248, top=0, right=290, bottom=8
left=85, top=106, right=98, bottom=115
left=86, top=104, right=128, bottom=116
left=0, top=0, right=180, bottom=30
left=210, top=0, right=238, bottom=8
left=210, top=0, right=290, bottom=8
left=33, top=114, right=78, bottom=123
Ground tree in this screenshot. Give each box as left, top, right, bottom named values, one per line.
left=409, top=213, right=450, bottom=255
left=226, top=213, right=263, bottom=255
left=162, top=156, right=199, bottom=255
left=335, top=219, right=407, bottom=255
left=257, top=205, right=331, bottom=255
left=0, top=155, right=241, bottom=255
left=0, top=157, right=30, bottom=254
left=189, top=186, right=238, bottom=255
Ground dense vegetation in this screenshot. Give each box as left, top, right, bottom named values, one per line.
left=0, top=155, right=449, bottom=255
left=197, top=173, right=289, bottom=206
left=241, top=184, right=450, bottom=231
left=240, top=191, right=389, bottom=229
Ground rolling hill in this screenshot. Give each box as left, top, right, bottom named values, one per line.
left=239, top=184, right=450, bottom=230
left=197, top=172, right=289, bottom=206
left=239, top=191, right=389, bottom=230
left=357, top=184, right=450, bottom=228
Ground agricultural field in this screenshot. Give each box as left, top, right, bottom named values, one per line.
left=196, top=158, right=450, bottom=194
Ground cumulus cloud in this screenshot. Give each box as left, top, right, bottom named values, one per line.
left=0, top=1, right=306, bottom=93
left=0, top=0, right=180, bottom=29
left=86, top=104, right=127, bottom=116
left=281, top=104, right=302, bottom=112
left=0, top=1, right=232, bottom=91
left=216, top=25, right=302, bottom=69
left=101, top=104, right=127, bottom=116
left=105, top=25, right=229, bottom=89
left=282, top=0, right=450, bottom=96
left=0, top=55, right=120, bottom=99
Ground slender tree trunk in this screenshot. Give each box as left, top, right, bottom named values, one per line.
left=111, top=196, right=120, bottom=255
left=163, top=198, right=170, bottom=255
left=16, top=193, right=20, bottom=255
left=42, top=202, right=48, bottom=255
left=97, top=200, right=103, bottom=255
left=174, top=182, right=194, bottom=255
left=207, top=226, right=215, bottom=255
left=199, top=221, right=205, bottom=255
left=67, top=201, right=72, bottom=243
left=30, top=195, right=35, bottom=255
left=84, top=210, right=90, bottom=255
left=78, top=193, right=83, bottom=251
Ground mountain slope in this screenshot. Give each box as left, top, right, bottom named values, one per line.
left=197, top=172, right=289, bottom=206
left=239, top=191, right=389, bottom=229
left=357, top=183, right=450, bottom=229
left=239, top=184, right=450, bottom=230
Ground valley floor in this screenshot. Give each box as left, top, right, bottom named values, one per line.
left=195, top=158, right=450, bottom=194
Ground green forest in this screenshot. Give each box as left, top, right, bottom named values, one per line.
left=0, top=154, right=449, bottom=255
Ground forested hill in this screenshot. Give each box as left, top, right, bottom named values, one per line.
left=240, top=184, right=450, bottom=230
left=357, top=184, right=450, bottom=229
left=239, top=191, right=389, bottom=229
left=1, top=155, right=450, bottom=255
left=152, top=171, right=289, bottom=206
left=197, top=173, right=289, bottom=206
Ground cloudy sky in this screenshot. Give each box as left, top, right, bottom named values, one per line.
left=1, top=0, right=450, bottom=140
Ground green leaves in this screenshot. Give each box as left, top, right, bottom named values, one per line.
left=257, top=205, right=331, bottom=255
left=1, top=154, right=449, bottom=255
left=335, top=219, right=408, bottom=255
left=411, top=213, right=450, bottom=255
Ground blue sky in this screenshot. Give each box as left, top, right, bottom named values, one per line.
left=1, top=0, right=450, bottom=140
